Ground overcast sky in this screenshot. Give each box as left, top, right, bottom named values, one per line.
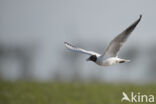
left=0, top=0, right=156, bottom=82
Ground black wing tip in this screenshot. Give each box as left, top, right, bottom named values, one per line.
left=64, top=42, right=70, bottom=45
left=64, top=42, right=68, bottom=44
left=64, top=42, right=76, bottom=48
left=139, top=14, right=142, bottom=20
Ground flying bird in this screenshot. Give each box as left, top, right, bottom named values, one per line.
left=64, top=15, right=142, bottom=66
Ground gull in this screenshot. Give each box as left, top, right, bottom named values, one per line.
left=64, top=15, right=142, bottom=66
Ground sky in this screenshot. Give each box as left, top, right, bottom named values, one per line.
left=0, top=0, right=156, bottom=82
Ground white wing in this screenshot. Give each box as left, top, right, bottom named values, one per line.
left=103, top=15, right=142, bottom=57
left=64, top=42, right=100, bottom=56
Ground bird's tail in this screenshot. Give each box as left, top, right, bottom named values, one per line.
left=119, top=59, right=130, bottom=63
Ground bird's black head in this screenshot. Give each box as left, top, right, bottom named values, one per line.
left=87, top=55, right=97, bottom=62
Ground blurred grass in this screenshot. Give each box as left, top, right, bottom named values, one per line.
left=0, top=81, right=156, bottom=104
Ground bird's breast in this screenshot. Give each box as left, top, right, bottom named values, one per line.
left=96, top=57, right=118, bottom=66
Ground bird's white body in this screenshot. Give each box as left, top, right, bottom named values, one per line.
left=64, top=15, right=141, bottom=66
left=96, top=57, right=130, bottom=66
left=96, top=57, right=118, bottom=66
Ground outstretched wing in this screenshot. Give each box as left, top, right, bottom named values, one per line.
left=103, top=15, right=142, bottom=57
left=64, top=42, right=100, bottom=56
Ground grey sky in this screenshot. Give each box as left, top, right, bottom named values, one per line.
left=0, top=0, right=156, bottom=82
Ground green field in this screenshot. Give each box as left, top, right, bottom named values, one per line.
left=0, top=81, right=155, bottom=104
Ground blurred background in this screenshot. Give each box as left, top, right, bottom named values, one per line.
left=0, top=0, right=156, bottom=84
